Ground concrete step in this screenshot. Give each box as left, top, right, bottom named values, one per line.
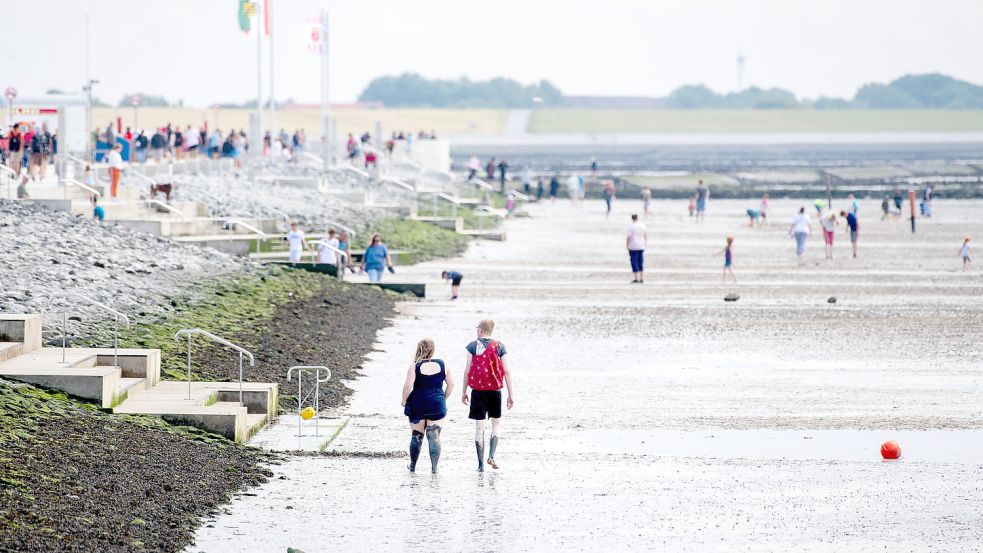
left=0, top=342, right=23, bottom=363
left=114, top=377, right=147, bottom=404
left=172, top=235, right=259, bottom=256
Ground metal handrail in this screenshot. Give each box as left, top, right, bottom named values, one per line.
left=63, top=178, right=101, bottom=199
left=287, top=365, right=332, bottom=437
left=331, top=165, right=370, bottom=179
left=472, top=178, right=494, bottom=191
left=130, top=169, right=157, bottom=185
left=144, top=199, right=185, bottom=218
left=0, top=165, right=15, bottom=200
left=221, top=218, right=268, bottom=252
left=379, top=176, right=415, bottom=192
left=300, top=152, right=324, bottom=165
left=507, top=189, right=530, bottom=201
left=64, top=154, right=88, bottom=167
left=174, top=328, right=255, bottom=405
left=61, top=292, right=131, bottom=369
left=310, top=241, right=349, bottom=281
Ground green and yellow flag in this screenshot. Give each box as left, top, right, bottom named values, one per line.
left=238, top=0, right=256, bottom=32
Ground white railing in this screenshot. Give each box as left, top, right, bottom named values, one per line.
left=1, top=164, right=16, bottom=199
left=174, top=328, right=254, bottom=405
left=63, top=179, right=101, bottom=199
left=379, top=176, right=415, bottom=193
left=130, top=169, right=157, bottom=185
left=472, top=178, right=494, bottom=191
left=286, top=365, right=332, bottom=437
left=221, top=218, right=268, bottom=252
left=300, top=152, right=325, bottom=166
left=331, top=165, right=370, bottom=179
left=144, top=199, right=184, bottom=218
left=60, top=292, right=131, bottom=369
left=507, top=189, right=530, bottom=201
left=422, top=191, right=460, bottom=218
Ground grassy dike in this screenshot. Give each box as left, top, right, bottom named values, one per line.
left=0, top=217, right=470, bottom=552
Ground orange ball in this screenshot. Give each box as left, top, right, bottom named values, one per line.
left=880, top=440, right=901, bottom=460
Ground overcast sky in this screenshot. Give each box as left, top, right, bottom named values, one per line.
left=4, top=0, right=982, bottom=107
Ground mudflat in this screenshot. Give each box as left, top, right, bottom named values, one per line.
left=191, top=198, right=983, bottom=552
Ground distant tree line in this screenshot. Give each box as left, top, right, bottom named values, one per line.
left=358, top=73, right=564, bottom=108
left=359, top=73, right=983, bottom=109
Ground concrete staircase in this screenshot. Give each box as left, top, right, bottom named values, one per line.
left=0, top=314, right=277, bottom=443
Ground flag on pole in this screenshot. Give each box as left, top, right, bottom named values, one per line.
left=264, top=0, right=271, bottom=36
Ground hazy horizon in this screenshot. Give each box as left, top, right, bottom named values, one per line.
left=4, top=0, right=982, bottom=108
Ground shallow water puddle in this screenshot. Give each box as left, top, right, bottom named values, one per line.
left=578, top=429, right=983, bottom=463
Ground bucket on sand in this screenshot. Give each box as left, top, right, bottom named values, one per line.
left=880, top=440, right=901, bottom=460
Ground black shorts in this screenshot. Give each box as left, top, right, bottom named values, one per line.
left=451, top=275, right=463, bottom=286
left=469, top=390, right=502, bottom=420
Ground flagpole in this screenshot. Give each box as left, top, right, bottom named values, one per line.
left=320, top=10, right=330, bottom=171
left=255, top=0, right=264, bottom=163
left=268, top=0, right=276, bottom=142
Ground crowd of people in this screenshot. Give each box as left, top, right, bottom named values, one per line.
left=1, top=122, right=56, bottom=180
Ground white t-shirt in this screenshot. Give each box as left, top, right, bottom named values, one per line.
left=318, top=237, right=340, bottom=264
left=183, top=130, right=199, bottom=148
left=287, top=230, right=306, bottom=252
left=626, top=221, right=647, bottom=250
left=791, top=213, right=811, bottom=234
left=106, top=150, right=124, bottom=169
left=566, top=175, right=580, bottom=191
left=820, top=215, right=837, bottom=232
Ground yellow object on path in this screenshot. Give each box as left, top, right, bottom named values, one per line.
left=301, top=407, right=315, bottom=420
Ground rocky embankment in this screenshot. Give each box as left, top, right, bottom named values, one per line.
left=0, top=378, right=273, bottom=553
left=172, top=173, right=386, bottom=230
left=0, top=200, right=246, bottom=343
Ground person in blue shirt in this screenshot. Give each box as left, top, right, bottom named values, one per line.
left=840, top=210, right=859, bottom=258
left=360, top=234, right=393, bottom=282
left=92, top=198, right=105, bottom=222
left=441, top=270, right=463, bottom=300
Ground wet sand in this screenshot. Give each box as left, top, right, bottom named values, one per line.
left=190, top=199, right=983, bottom=552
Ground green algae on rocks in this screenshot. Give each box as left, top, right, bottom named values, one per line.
left=0, top=379, right=272, bottom=553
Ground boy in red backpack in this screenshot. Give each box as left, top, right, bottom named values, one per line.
left=461, top=319, right=514, bottom=471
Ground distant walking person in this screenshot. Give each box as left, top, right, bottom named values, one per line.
left=695, top=180, right=709, bottom=223
left=602, top=180, right=616, bottom=217
left=626, top=214, right=647, bottom=283
left=549, top=175, right=560, bottom=202
left=960, top=237, right=972, bottom=271
left=760, top=193, right=770, bottom=222
left=789, top=207, right=812, bottom=263
left=441, top=270, right=463, bottom=300
left=714, top=236, right=736, bottom=284
left=566, top=174, right=581, bottom=205
left=641, top=187, right=652, bottom=216
left=361, top=234, right=394, bottom=282
left=106, top=144, right=125, bottom=199
left=848, top=193, right=859, bottom=215
left=821, top=211, right=839, bottom=260
left=485, top=158, right=496, bottom=180
left=402, top=339, right=454, bottom=473
left=286, top=222, right=306, bottom=264
left=317, top=228, right=340, bottom=267
left=840, top=210, right=859, bottom=258
left=922, top=184, right=935, bottom=218
left=461, top=319, right=513, bottom=472
left=467, top=155, right=481, bottom=181
left=497, top=159, right=509, bottom=192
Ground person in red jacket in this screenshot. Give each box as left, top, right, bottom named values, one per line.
left=461, top=319, right=514, bottom=472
